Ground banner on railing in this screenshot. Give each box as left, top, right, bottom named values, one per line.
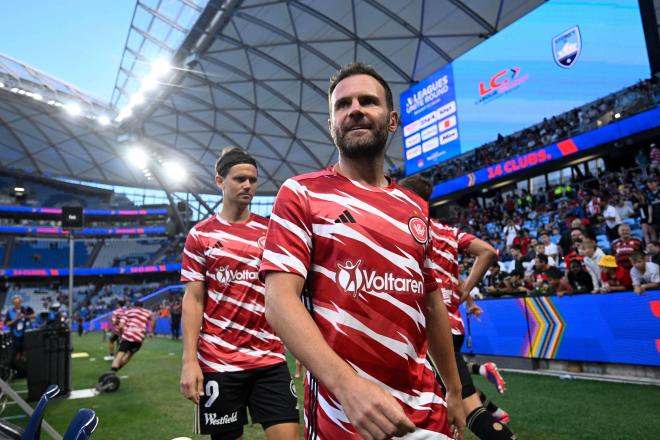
left=462, top=291, right=660, bottom=367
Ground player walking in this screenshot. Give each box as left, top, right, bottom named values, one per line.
left=261, top=63, right=465, bottom=440
left=179, top=147, right=299, bottom=440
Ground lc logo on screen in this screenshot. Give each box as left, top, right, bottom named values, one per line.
left=553, top=25, right=581, bottom=69
left=476, top=67, right=528, bottom=104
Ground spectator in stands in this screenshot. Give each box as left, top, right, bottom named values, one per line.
left=615, top=197, right=635, bottom=220
left=635, top=148, right=649, bottom=180
left=483, top=263, right=508, bottom=297
left=546, top=267, right=573, bottom=297
left=539, top=232, right=560, bottom=262
left=635, top=189, right=656, bottom=244
left=508, top=245, right=526, bottom=275
left=581, top=239, right=605, bottom=291
left=502, top=218, right=520, bottom=248
left=629, top=251, right=660, bottom=295
left=533, top=243, right=557, bottom=267
left=646, top=179, right=660, bottom=235
left=529, top=254, right=550, bottom=287
left=169, top=297, right=182, bottom=340
left=566, top=260, right=595, bottom=294
left=597, top=255, right=632, bottom=293
left=611, top=224, right=643, bottom=270
left=603, top=198, right=622, bottom=243
left=650, top=143, right=660, bottom=173
left=4, top=295, right=35, bottom=363
left=646, top=241, right=660, bottom=266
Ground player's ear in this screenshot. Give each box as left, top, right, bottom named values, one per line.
left=388, top=110, right=399, bottom=133
left=215, top=174, right=224, bottom=191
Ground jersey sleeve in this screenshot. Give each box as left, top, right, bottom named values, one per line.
left=259, top=178, right=313, bottom=280
left=180, top=226, right=207, bottom=282
left=457, top=231, right=476, bottom=252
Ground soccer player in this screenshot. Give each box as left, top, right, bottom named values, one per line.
left=108, top=299, right=126, bottom=358
left=110, top=300, right=153, bottom=373
left=261, top=63, right=465, bottom=440
left=179, top=147, right=299, bottom=440
left=401, top=175, right=517, bottom=440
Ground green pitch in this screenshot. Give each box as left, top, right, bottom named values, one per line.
left=3, top=334, right=659, bottom=439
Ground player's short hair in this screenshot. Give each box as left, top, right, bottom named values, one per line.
left=629, top=251, right=646, bottom=262
left=117, top=300, right=125, bottom=307
left=536, top=254, right=549, bottom=264
left=328, top=62, right=393, bottom=112
left=215, top=147, right=257, bottom=177
left=134, top=300, right=143, bottom=307
left=11, top=294, right=21, bottom=302
left=400, top=175, right=433, bottom=201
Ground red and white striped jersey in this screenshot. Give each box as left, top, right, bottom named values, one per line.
left=120, top=307, right=152, bottom=343
left=259, top=167, right=452, bottom=439
left=429, top=220, right=475, bottom=336
left=110, top=307, right=125, bottom=334
left=180, top=213, right=285, bottom=373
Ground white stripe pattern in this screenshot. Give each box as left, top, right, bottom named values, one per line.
left=315, top=303, right=426, bottom=364
left=208, top=288, right=265, bottom=314
left=203, top=313, right=280, bottom=342
left=270, top=213, right=312, bottom=250
left=181, top=268, right=204, bottom=281
left=200, top=333, right=285, bottom=360
left=262, top=248, right=308, bottom=278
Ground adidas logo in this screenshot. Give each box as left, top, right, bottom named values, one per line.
left=212, top=241, right=223, bottom=248
left=334, top=209, right=356, bottom=224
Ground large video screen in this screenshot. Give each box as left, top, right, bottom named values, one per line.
left=401, top=0, right=652, bottom=175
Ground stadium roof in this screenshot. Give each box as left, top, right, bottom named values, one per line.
left=3, top=0, right=587, bottom=195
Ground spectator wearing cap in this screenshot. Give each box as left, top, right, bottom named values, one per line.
left=611, top=224, right=643, bottom=270
left=629, top=251, right=660, bottom=295
left=598, top=255, right=632, bottom=293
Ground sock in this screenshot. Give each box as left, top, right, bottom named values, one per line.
left=467, top=361, right=481, bottom=375
left=479, top=391, right=499, bottom=413
left=466, top=407, right=516, bottom=440
left=111, top=367, right=119, bottom=372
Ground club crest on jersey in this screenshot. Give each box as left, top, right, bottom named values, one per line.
left=408, top=217, right=428, bottom=244
left=337, top=259, right=363, bottom=298
left=257, top=235, right=267, bottom=249
left=552, top=25, right=581, bottom=69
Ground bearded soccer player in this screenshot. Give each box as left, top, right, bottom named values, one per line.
left=110, top=300, right=153, bottom=372
left=401, top=175, right=517, bottom=440
left=179, top=148, right=299, bottom=440
left=261, top=62, right=465, bottom=440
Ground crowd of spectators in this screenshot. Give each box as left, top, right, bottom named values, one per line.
left=446, top=146, right=660, bottom=298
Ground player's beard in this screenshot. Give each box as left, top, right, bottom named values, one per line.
left=333, top=115, right=389, bottom=159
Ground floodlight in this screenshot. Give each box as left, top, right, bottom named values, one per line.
left=0, top=82, right=4, bottom=88
left=128, top=147, right=148, bottom=169
left=98, top=115, right=111, bottom=126
left=163, top=161, right=186, bottom=182
left=65, top=103, right=82, bottom=116
left=614, top=112, right=621, bottom=119
left=130, top=93, right=145, bottom=106
left=141, top=75, right=159, bottom=92
left=14, top=187, right=25, bottom=193
left=152, top=59, right=171, bottom=77
left=32, top=93, right=43, bottom=101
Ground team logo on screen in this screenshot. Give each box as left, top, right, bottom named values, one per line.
left=552, top=25, right=581, bottom=69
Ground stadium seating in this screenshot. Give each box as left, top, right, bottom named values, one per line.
left=92, top=238, right=168, bottom=268
left=9, top=238, right=90, bottom=269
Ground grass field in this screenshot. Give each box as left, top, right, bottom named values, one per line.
left=4, top=333, right=659, bottom=439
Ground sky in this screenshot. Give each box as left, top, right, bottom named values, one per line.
left=0, top=0, right=136, bottom=103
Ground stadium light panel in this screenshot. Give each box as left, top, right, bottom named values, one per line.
left=130, top=92, right=145, bottom=106
left=151, top=59, right=171, bottom=77
left=163, top=161, right=186, bottom=182
left=32, top=93, right=42, bottom=101
left=141, top=75, right=159, bottom=92
left=0, top=81, right=4, bottom=88
left=98, top=115, right=111, bottom=126
left=65, top=103, right=82, bottom=116
left=614, top=112, right=621, bottom=119
left=14, top=187, right=24, bottom=193
left=128, top=147, right=148, bottom=169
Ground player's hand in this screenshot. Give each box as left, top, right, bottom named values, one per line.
left=180, top=360, right=204, bottom=404
left=468, top=303, right=483, bottom=320
left=445, top=390, right=466, bottom=440
left=335, top=375, right=415, bottom=440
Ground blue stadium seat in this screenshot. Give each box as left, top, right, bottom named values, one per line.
left=62, top=409, right=98, bottom=440
left=23, top=384, right=60, bottom=440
